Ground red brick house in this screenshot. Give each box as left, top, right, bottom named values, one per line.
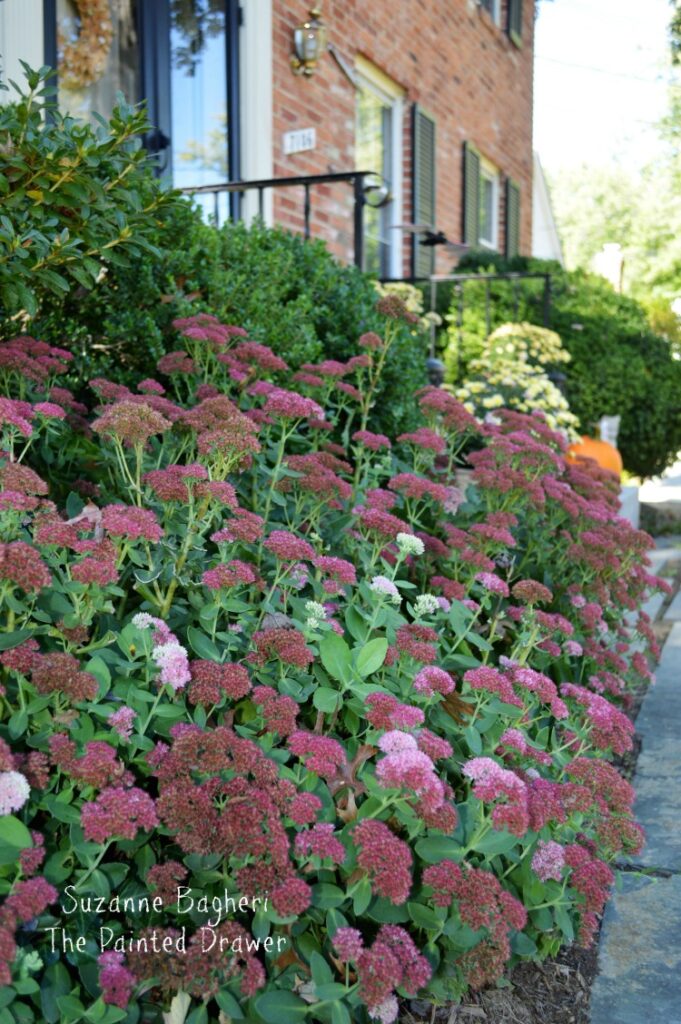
left=0, top=0, right=535, bottom=278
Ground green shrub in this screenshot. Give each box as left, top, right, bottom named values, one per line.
left=0, top=65, right=174, bottom=318
left=2, top=66, right=427, bottom=438
left=31, top=206, right=427, bottom=437
left=205, top=221, right=428, bottom=438
left=442, top=256, right=681, bottom=478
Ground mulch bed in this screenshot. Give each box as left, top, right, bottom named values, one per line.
left=403, top=543, right=681, bottom=1024
left=405, top=945, right=598, bottom=1024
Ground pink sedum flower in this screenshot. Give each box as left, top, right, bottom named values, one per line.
left=413, top=665, right=456, bottom=696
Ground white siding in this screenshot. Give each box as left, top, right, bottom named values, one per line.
left=531, top=152, right=564, bottom=265
left=239, top=0, right=273, bottom=225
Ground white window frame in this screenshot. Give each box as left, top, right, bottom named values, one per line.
left=355, top=58, right=404, bottom=279
left=478, top=159, right=500, bottom=251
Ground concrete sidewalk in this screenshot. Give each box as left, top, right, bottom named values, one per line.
left=590, top=619, right=681, bottom=1024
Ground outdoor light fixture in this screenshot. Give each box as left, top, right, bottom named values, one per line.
left=291, top=7, right=327, bottom=77
left=362, top=173, right=391, bottom=209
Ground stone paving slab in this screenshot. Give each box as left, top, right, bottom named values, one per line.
left=635, top=686, right=681, bottom=739
left=635, top=623, right=681, bottom=741
left=590, top=874, right=681, bottom=1024
left=663, top=588, right=681, bottom=621
left=591, top=620, right=681, bottom=1022
left=626, top=623, right=681, bottom=869
left=640, top=590, right=666, bottom=623
left=629, top=775, right=681, bottom=870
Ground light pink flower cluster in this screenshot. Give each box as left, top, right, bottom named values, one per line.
left=132, top=614, right=190, bottom=690
left=0, top=770, right=30, bottom=815
left=375, top=732, right=446, bottom=812
left=369, top=575, right=400, bottom=603
left=462, top=757, right=529, bottom=836
left=109, top=706, right=136, bottom=740
left=560, top=683, right=634, bottom=754
left=531, top=839, right=565, bottom=881
left=475, top=572, right=510, bottom=596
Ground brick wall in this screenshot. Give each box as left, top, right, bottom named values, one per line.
left=270, top=0, right=535, bottom=273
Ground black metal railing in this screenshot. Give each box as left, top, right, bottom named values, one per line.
left=181, top=171, right=372, bottom=271
left=181, top=175, right=553, bottom=357
left=425, top=271, right=553, bottom=369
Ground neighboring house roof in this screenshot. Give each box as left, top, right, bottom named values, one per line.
left=532, top=152, right=564, bottom=266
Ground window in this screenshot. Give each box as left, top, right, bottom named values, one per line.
left=479, top=0, right=500, bottom=24
left=50, top=0, right=241, bottom=217
left=462, top=143, right=500, bottom=252
left=507, top=0, right=523, bottom=45
left=355, top=58, right=404, bottom=278
left=55, top=0, right=139, bottom=122
left=478, top=162, right=499, bottom=250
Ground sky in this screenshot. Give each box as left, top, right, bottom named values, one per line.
left=533, top=0, right=674, bottom=173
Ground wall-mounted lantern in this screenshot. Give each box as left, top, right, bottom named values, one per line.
left=291, top=7, right=327, bottom=77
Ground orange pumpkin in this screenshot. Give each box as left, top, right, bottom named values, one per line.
left=567, top=436, right=623, bottom=477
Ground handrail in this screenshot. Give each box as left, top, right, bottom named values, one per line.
left=427, top=270, right=553, bottom=363
left=180, top=171, right=373, bottom=269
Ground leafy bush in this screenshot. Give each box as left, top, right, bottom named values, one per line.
left=0, top=301, right=661, bottom=1024
left=1, top=67, right=426, bottom=438
left=442, top=255, right=681, bottom=478
left=0, top=65, right=174, bottom=318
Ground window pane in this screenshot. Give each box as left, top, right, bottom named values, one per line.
left=479, top=176, right=494, bottom=244
left=171, top=1, right=228, bottom=193
left=356, top=84, right=393, bottom=276
left=57, top=0, right=139, bottom=120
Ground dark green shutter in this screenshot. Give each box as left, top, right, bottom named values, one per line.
left=505, top=179, right=521, bottom=258
left=412, top=105, right=436, bottom=279
left=462, top=142, right=481, bottom=248
left=507, top=0, right=522, bottom=45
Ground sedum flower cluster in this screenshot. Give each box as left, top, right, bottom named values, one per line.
left=0, top=309, right=665, bottom=1023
